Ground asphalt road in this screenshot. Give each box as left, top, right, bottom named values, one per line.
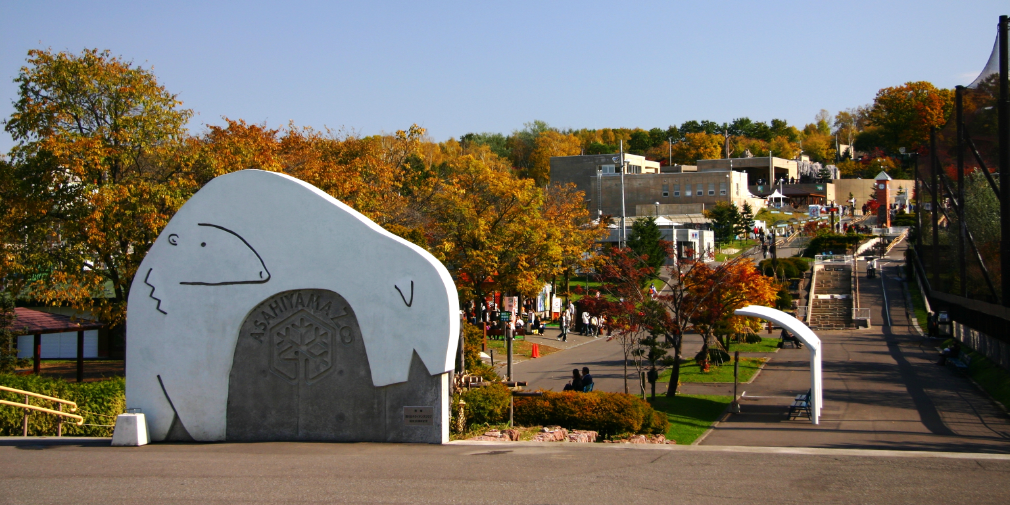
left=3, top=438, right=1010, bottom=504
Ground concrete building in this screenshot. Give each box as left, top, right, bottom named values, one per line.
left=548, top=153, right=661, bottom=207
left=598, top=217, right=715, bottom=263
left=550, top=154, right=761, bottom=219
left=833, top=178, right=915, bottom=213
left=696, top=157, right=798, bottom=186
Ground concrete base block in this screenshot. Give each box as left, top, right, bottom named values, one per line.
left=111, top=413, right=150, bottom=446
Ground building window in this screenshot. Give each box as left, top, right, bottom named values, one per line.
left=686, top=185, right=692, bottom=197
left=630, top=165, right=642, bottom=174
left=600, top=164, right=616, bottom=174
left=696, top=183, right=703, bottom=196
left=708, top=183, right=715, bottom=196
left=662, top=184, right=669, bottom=197
left=720, top=182, right=727, bottom=196
left=674, top=184, right=680, bottom=197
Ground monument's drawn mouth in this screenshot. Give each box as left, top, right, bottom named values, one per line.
left=178, top=223, right=272, bottom=286
left=144, top=268, right=167, bottom=315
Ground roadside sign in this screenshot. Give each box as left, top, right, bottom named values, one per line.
left=498, top=311, right=511, bottom=322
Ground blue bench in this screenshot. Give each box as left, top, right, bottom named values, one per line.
left=788, top=389, right=812, bottom=420
left=948, top=351, right=972, bottom=372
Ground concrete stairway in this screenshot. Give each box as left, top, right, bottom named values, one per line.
left=808, top=266, right=853, bottom=330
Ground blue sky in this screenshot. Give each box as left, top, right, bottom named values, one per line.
left=1, top=1, right=1006, bottom=151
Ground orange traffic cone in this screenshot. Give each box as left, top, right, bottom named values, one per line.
left=531, top=343, right=540, bottom=358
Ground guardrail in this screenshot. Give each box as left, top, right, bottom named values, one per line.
left=0, top=385, right=84, bottom=436
left=852, top=308, right=871, bottom=321
left=814, top=254, right=853, bottom=264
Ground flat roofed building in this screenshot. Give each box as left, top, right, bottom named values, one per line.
left=696, top=156, right=798, bottom=186
left=551, top=154, right=762, bottom=218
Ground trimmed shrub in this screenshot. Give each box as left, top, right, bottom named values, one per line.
left=514, top=391, right=667, bottom=437
left=802, top=231, right=868, bottom=258
left=758, top=257, right=809, bottom=279
left=742, top=333, right=763, bottom=344
left=461, top=382, right=512, bottom=426
left=0, top=374, right=125, bottom=436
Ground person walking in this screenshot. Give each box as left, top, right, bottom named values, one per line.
left=590, top=315, right=599, bottom=337
left=559, top=312, right=568, bottom=342
left=581, top=311, right=590, bottom=336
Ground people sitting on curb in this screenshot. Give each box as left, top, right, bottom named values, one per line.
left=581, top=367, right=594, bottom=392
left=563, top=369, right=583, bottom=392
left=937, top=340, right=960, bottom=366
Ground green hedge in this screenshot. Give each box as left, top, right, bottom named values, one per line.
left=460, top=383, right=668, bottom=438
left=802, top=231, right=868, bottom=257
left=758, top=257, right=809, bottom=279
left=0, top=374, right=125, bottom=436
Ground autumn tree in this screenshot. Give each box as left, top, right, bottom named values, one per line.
left=684, top=260, right=780, bottom=357
left=862, top=81, right=954, bottom=153
left=1, top=48, right=193, bottom=349
left=528, top=130, right=581, bottom=186
left=586, top=246, right=655, bottom=394
left=670, top=132, right=722, bottom=164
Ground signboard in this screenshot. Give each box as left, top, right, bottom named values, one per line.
left=498, top=311, right=512, bottom=322
left=551, top=297, right=562, bottom=313
left=403, top=406, right=434, bottom=426
left=502, top=296, right=517, bottom=314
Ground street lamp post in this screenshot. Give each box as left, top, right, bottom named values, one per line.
left=619, top=140, right=627, bottom=248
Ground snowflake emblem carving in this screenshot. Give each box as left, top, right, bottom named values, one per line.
left=269, top=309, right=336, bottom=385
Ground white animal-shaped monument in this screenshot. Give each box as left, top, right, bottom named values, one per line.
left=126, top=170, right=459, bottom=443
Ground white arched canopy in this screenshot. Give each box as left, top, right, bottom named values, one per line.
left=734, top=305, right=822, bottom=424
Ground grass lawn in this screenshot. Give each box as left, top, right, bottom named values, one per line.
left=756, top=209, right=803, bottom=226
left=727, top=338, right=780, bottom=353
left=647, top=394, right=733, bottom=444
left=957, top=347, right=1010, bottom=412
left=907, top=275, right=929, bottom=332
left=485, top=339, right=560, bottom=359
left=657, top=357, right=766, bottom=383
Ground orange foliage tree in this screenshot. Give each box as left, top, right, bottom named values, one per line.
left=1, top=48, right=193, bottom=348
left=684, top=260, right=781, bottom=356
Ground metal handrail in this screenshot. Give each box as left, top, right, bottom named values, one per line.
left=0, top=400, right=84, bottom=425
left=0, top=385, right=78, bottom=410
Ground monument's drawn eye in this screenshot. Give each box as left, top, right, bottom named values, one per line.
left=168, top=234, right=179, bottom=246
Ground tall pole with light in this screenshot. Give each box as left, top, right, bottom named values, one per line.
left=620, top=140, right=627, bottom=248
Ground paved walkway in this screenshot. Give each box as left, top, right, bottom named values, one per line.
left=701, top=240, right=1010, bottom=452
left=515, top=238, right=1010, bottom=453
left=4, top=437, right=1010, bottom=504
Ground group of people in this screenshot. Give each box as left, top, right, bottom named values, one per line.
left=562, top=367, right=594, bottom=392
left=514, top=313, right=546, bottom=335
left=556, top=303, right=605, bottom=342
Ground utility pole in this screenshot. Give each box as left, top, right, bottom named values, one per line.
left=956, top=86, right=967, bottom=297
left=668, top=136, right=673, bottom=167
left=620, top=140, right=627, bottom=248
left=999, top=15, right=1010, bottom=306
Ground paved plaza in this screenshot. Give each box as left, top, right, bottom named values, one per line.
left=5, top=241, right=1010, bottom=503
left=516, top=240, right=1010, bottom=454
left=3, top=437, right=1010, bottom=504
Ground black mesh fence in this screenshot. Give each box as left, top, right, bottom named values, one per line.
left=911, top=16, right=1010, bottom=354
left=917, top=18, right=1006, bottom=305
